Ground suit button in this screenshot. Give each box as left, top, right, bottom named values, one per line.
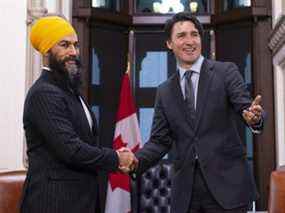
left=194, top=137, right=199, bottom=142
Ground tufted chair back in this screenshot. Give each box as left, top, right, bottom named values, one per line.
left=132, top=162, right=172, bottom=213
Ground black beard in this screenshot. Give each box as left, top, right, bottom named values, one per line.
left=48, top=54, right=82, bottom=93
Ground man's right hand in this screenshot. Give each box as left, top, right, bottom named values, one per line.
left=242, top=95, right=263, bottom=126
left=116, top=147, right=138, bottom=173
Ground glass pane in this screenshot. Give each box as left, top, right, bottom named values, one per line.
left=139, top=51, right=168, bottom=88
left=244, top=53, right=252, bottom=86
left=243, top=52, right=253, bottom=164
left=245, top=127, right=253, bottom=158
left=91, top=48, right=101, bottom=86
left=223, top=0, right=251, bottom=11
left=139, top=108, right=154, bottom=146
left=136, top=0, right=209, bottom=14
left=139, top=108, right=169, bottom=159
left=91, top=105, right=100, bottom=126
left=135, top=32, right=176, bottom=88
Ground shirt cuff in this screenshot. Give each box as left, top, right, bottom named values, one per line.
left=249, top=118, right=263, bottom=134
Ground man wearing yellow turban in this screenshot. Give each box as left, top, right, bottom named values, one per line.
left=30, top=16, right=76, bottom=55
left=20, top=16, right=135, bottom=213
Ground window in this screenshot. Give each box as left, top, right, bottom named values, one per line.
left=134, top=30, right=175, bottom=160
left=90, top=24, right=128, bottom=148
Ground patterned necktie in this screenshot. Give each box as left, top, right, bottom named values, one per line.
left=184, top=70, right=196, bottom=122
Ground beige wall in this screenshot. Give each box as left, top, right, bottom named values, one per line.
left=273, top=47, right=285, bottom=167
left=272, top=0, right=285, bottom=167
left=272, top=0, right=283, bottom=24
left=0, top=0, right=27, bottom=171
left=0, top=0, right=72, bottom=172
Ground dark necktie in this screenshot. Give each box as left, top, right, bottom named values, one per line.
left=184, top=70, right=196, bottom=122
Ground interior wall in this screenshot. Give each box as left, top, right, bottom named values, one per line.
left=271, top=0, right=285, bottom=167
left=272, top=0, right=283, bottom=25
left=0, top=0, right=27, bottom=171
left=273, top=60, right=285, bottom=166
left=0, top=0, right=73, bottom=172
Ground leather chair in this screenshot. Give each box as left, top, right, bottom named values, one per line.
left=0, top=170, right=26, bottom=213
left=132, top=162, right=172, bottom=213
left=268, top=166, right=285, bottom=213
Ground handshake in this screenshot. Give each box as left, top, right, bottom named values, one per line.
left=116, top=147, right=138, bottom=173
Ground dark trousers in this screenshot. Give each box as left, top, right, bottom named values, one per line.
left=188, top=162, right=248, bottom=213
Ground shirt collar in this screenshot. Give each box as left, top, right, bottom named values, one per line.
left=178, top=55, right=204, bottom=80
left=42, top=66, right=51, bottom=71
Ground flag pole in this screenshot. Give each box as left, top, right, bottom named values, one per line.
left=126, top=30, right=134, bottom=76
left=126, top=53, right=130, bottom=75
left=104, top=31, right=142, bottom=211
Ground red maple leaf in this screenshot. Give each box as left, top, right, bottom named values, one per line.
left=113, top=135, right=127, bottom=150
left=109, top=172, right=130, bottom=192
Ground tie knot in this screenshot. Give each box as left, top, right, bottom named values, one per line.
left=184, top=70, right=194, bottom=79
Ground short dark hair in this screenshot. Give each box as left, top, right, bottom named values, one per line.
left=164, top=12, right=204, bottom=41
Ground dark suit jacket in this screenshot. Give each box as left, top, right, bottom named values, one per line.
left=135, top=59, right=260, bottom=213
left=20, top=70, right=118, bottom=213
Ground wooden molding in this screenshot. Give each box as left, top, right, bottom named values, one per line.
left=213, top=6, right=270, bottom=25
left=132, top=14, right=211, bottom=26
left=73, top=8, right=132, bottom=25
left=269, top=15, right=285, bottom=55
left=73, top=8, right=211, bottom=26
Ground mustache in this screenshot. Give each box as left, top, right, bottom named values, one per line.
left=62, top=56, right=82, bottom=67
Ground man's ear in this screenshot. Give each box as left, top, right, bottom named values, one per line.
left=42, top=51, right=50, bottom=66
left=43, top=51, right=50, bottom=58
left=166, top=40, right=172, bottom=50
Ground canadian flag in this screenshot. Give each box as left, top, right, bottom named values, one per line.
left=104, top=73, right=142, bottom=213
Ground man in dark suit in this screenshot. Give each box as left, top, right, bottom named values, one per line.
left=130, top=12, right=264, bottom=213
left=21, top=15, right=134, bottom=213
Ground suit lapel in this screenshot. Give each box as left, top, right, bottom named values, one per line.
left=79, top=95, right=98, bottom=137
left=170, top=73, right=196, bottom=129
left=194, top=59, right=215, bottom=132
left=44, top=70, right=97, bottom=141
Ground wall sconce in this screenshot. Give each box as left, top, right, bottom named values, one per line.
left=243, top=0, right=251, bottom=7
left=153, top=0, right=184, bottom=14
left=189, top=1, right=198, bottom=13
left=153, top=2, right=161, bottom=13
left=92, top=0, right=106, bottom=8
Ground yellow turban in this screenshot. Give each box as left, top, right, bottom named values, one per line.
left=30, top=16, right=76, bottom=54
